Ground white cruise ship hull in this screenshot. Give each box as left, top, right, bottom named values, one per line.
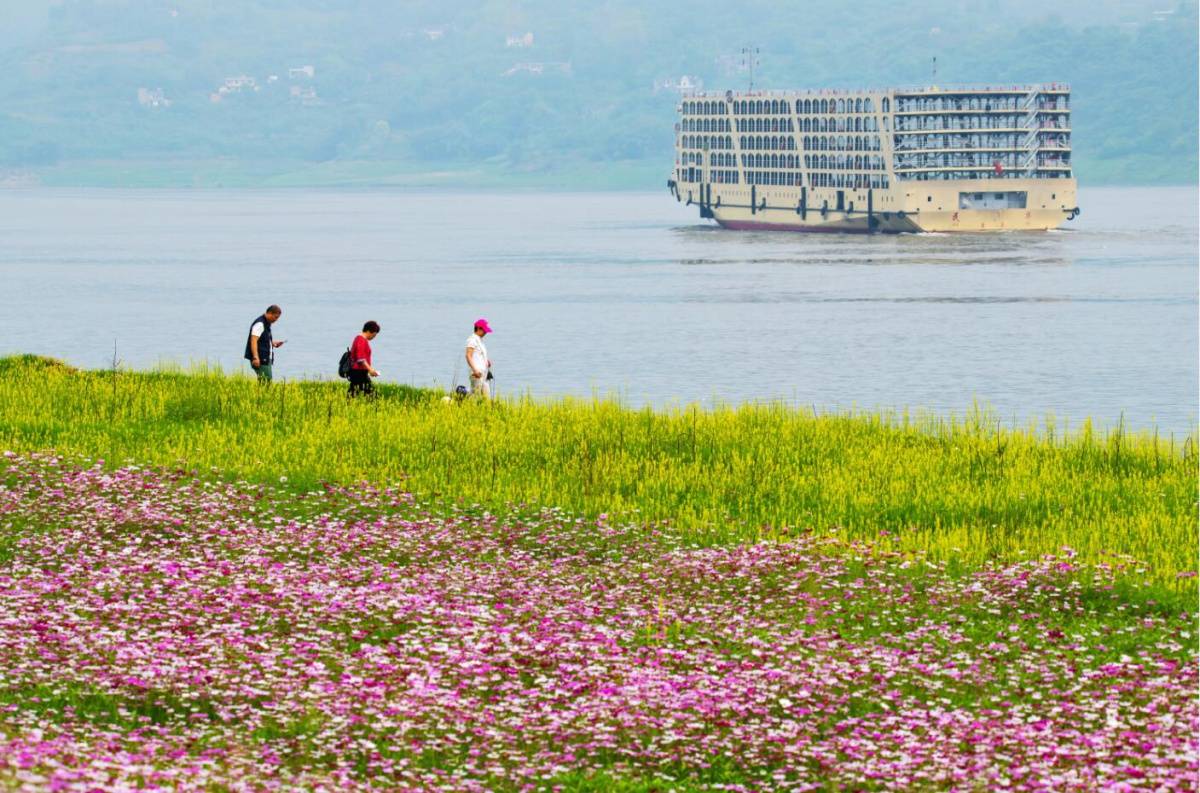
left=675, top=178, right=1077, bottom=233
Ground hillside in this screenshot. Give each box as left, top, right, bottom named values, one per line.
left=0, top=0, right=1196, bottom=187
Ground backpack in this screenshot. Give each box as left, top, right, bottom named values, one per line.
left=337, top=347, right=353, bottom=379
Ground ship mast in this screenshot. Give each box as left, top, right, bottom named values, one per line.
left=741, top=46, right=759, bottom=91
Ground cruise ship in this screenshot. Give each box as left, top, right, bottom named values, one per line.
left=667, top=83, right=1078, bottom=232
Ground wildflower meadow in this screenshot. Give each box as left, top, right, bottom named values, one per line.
left=0, top=357, right=1196, bottom=790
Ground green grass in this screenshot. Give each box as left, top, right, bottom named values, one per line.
left=0, top=355, right=1194, bottom=586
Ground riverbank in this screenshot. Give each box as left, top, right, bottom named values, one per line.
left=0, top=355, right=1194, bottom=589
left=4, top=153, right=1197, bottom=190
left=4, top=158, right=667, bottom=190
left=1, top=355, right=1196, bottom=788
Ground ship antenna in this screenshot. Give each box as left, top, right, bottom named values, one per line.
left=741, top=46, right=759, bottom=91
left=932, top=55, right=937, bottom=84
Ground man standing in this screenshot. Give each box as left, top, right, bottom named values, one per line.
left=465, top=318, right=492, bottom=399
left=245, top=305, right=285, bottom=383
left=349, top=321, right=381, bottom=397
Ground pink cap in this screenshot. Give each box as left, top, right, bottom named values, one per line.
left=474, top=318, right=492, bottom=333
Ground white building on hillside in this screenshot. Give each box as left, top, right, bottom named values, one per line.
left=137, top=87, right=171, bottom=108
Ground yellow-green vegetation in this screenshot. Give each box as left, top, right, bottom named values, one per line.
left=0, top=355, right=1195, bottom=586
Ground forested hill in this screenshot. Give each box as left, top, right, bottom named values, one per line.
left=1, top=0, right=1196, bottom=188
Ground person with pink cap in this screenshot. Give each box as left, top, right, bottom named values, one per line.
left=465, top=318, right=493, bottom=399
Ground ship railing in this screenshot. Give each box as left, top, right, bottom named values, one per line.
left=892, top=82, right=1069, bottom=96
left=680, top=82, right=1069, bottom=99
left=895, top=121, right=1028, bottom=133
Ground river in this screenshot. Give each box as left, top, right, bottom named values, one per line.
left=0, top=185, right=1195, bottom=434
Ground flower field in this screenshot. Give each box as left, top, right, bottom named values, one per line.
left=1, top=451, right=1195, bottom=791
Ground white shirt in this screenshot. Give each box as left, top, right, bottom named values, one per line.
left=250, top=321, right=265, bottom=338
left=465, top=335, right=488, bottom=376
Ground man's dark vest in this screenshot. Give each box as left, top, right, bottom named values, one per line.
left=244, top=315, right=273, bottom=363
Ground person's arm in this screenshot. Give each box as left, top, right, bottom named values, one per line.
left=466, top=344, right=482, bottom=378
left=249, top=334, right=261, bottom=367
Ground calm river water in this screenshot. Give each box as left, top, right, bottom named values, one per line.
left=0, top=186, right=1195, bottom=434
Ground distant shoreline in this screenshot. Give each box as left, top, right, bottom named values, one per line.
left=3, top=157, right=1197, bottom=191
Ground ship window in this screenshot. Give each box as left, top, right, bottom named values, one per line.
left=882, top=98, right=889, bottom=113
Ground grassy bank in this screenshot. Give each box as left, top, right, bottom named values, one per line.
left=0, top=355, right=1194, bottom=586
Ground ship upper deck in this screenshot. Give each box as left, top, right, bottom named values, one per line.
left=671, top=83, right=1072, bottom=188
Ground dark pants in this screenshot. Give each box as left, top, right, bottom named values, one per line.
left=348, top=369, right=374, bottom=397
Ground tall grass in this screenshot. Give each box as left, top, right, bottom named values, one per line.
left=0, top=355, right=1195, bottom=583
